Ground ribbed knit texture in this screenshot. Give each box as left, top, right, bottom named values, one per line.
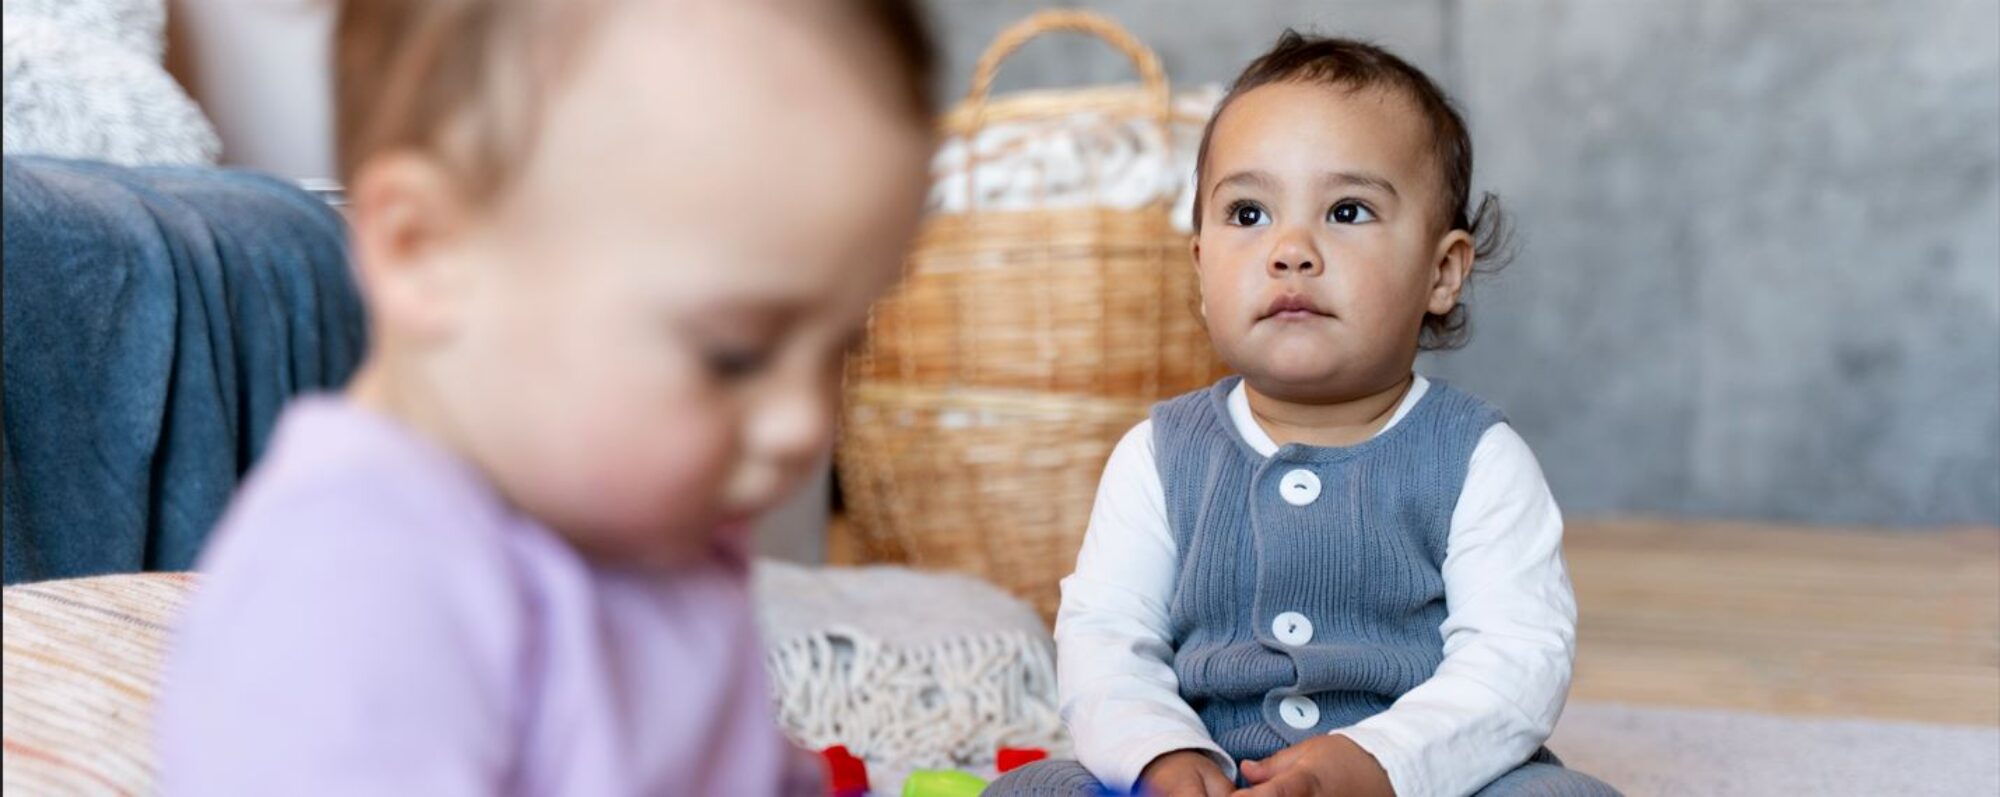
left=1151, top=376, right=1502, bottom=764
left=988, top=376, right=1620, bottom=797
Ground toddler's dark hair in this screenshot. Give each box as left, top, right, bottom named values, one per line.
left=1194, top=30, right=1511, bottom=350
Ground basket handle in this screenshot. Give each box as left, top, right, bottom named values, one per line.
left=960, top=11, right=1173, bottom=209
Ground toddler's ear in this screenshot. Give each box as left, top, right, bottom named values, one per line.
left=1189, top=234, right=1207, bottom=319
left=348, top=153, right=476, bottom=342
left=1426, top=228, right=1476, bottom=316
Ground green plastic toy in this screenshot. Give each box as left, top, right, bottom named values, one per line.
left=900, top=769, right=988, bottom=797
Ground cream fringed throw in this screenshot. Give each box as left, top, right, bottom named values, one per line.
left=752, top=560, right=1069, bottom=771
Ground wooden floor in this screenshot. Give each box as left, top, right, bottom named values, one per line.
left=1566, top=518, right=2000, bottom=727
left=829, top=516, right=2000, bottom=726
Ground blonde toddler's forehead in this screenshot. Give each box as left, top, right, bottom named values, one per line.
left=336, top=0, right=932, bottom=209
left=335, top=0, right=611, bottom=203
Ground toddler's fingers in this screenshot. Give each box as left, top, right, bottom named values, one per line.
left=1241, top=744, right=1306, bottom=784
left=1202, top=766, right=1237, bottom=797
left=1272, top=742, right=1312, bottom=769
left=1231, top=768, right=1319, bottom=797
left=1239, top=758, right=1265, bottom=784
left=1237, top=758, right=1281, bottom=785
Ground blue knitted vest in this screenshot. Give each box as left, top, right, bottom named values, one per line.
left=1151, top=376, right=1504, bottom=764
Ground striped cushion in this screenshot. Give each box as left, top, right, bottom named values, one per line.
left=2, top=573, right=195, bottom=795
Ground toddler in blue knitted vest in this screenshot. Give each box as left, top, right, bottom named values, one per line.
left=988, top=32, right=1619, bottom=797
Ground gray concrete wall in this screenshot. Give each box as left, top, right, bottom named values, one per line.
left=924, top=0, right=2000, bottom=528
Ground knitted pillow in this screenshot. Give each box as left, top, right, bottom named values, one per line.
left=1, top=0, right=221, bottom=165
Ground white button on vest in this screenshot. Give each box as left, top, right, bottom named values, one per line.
left=1279, top=469, right=1321, bottom=506
left=1279, top=695, right=1321, bottom=730
left=1272, top=612, right=1314, bottom=646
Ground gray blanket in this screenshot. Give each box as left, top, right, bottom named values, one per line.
left=3, top=156, right=366, bottom=584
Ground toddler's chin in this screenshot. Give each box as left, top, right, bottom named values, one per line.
left=556, top=512, right=739, bottom=572
left=1241, top=360, right=1346, bottom=395
left=706, top=519, right=758, bottom=571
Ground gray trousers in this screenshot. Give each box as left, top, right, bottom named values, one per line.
left=983, top=747, right=1620, bottom=796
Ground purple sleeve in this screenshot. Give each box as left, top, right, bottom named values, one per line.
left=155, top=487, right=525, bottom=796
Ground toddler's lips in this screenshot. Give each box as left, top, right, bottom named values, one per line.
left=1260, top=294, right=1333, bottom=321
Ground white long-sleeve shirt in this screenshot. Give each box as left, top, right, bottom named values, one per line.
left=1054, top=375, right=1577, bottom=797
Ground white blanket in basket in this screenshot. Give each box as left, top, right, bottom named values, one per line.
left=927, top=86, right=1222, bottom=231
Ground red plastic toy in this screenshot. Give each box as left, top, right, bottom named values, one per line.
left=821, top=745, right=870, bottom=796
left=996, top=746, right=1049, bottom=774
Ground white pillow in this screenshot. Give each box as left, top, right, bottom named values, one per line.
left=2, top=0, right=221, bottom=166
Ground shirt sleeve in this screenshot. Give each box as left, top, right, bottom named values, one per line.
left=1331, top=422, right=1577, bottom=797
left=1056, top=420, right=1239, bottom=789
left=155, top=487, right=524, bottom=797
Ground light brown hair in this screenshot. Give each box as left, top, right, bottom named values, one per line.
left=334, top=0, right=936, bottom=205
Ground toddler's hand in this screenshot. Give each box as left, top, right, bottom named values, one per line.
left=1233, top=735, right=1393, bottom=797
left=1140, top=749, right=1235, bottom=797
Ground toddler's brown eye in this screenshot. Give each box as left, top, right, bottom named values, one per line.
left=1328, top=201, right=1376, bottom=224
left=1229, top=203, right=1267, bottom=226
left=705, top=347, right=770, bottom=381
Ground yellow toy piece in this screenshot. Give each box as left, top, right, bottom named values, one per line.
left=900, top=769, right=988, bottom=797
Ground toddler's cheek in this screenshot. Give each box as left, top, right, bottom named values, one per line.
left=615, top=414, right=735, bottom=524
left=535, top=405, right=739, bottom=566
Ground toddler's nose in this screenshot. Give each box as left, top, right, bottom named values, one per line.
left=1268, top=256, right=1321, bottom=276
left=746, top=384, right=835, bottom=475
left=1268, top=230, right=1323, bottom=277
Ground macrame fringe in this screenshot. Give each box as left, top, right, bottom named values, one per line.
left=764, top=625, right=1066, bottom=770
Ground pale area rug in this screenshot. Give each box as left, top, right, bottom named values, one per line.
left=1550, top=701, right=2000, bottom=797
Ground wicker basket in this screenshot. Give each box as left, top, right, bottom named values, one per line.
left=837, top=11, right=1230, bottom=624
